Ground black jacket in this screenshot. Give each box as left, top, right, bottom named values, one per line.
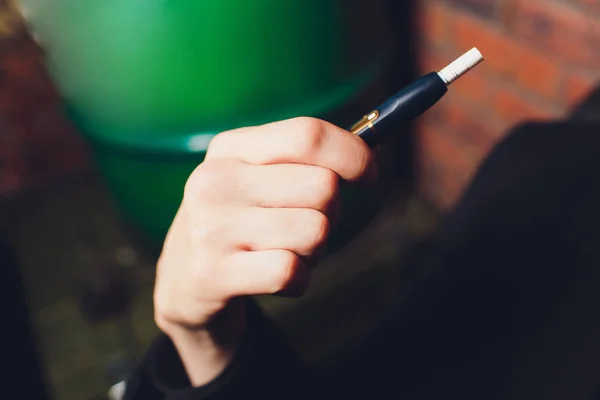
left=124, top=119, right=600, bottom=400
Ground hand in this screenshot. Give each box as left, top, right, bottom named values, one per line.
left=154, top=117, right=377, bottom=385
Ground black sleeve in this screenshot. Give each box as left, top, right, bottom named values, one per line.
left=122, top=299, right=321, bottom=400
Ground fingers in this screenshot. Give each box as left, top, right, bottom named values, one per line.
left=221, top=250, right=311, bottom=297
left=206, top=117, right=377, bottom=183
left=241, top=163, right=340, bottom=216
left=186, top=161, right=341, bottom=218
left=155, top=117, right=380, bottom=333
left=231, top=207, right=330, bottom=257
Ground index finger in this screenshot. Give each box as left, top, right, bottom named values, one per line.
left=206, top=117, right=376, bottom=182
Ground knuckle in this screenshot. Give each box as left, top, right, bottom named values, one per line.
left=205, top=131, right=232, bottom=157
left=180, top=199, right=221, bottom=245
left=304, top=210, right=330, bottom=248
left=184, top=163, right=213, bottom=198
left=153, top=292, right=184, bottom=329
left=269, top=251, right=299, bottom=293
left=354, top=150, right=373, bottom=179
left=188, top=261, right=215, bottom=286
left=153, top=293, right=169, bottom=321
left=183, top=162, right=228, bottom=201
left=190, top=224, right=215, bottom=245
left=314, top=168, right=339, bottom=204
left=291, top=117, right=326, bottom=157
left=153, top=307, right=172, bottom=331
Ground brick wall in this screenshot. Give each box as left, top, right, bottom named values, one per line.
left=415, top=0, right=600, bottom=209
left=3, top=0, right=599, bottom=208
left=0, top=0, right=89, bottom=197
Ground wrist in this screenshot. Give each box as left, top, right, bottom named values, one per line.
left=159, top=300, right=248, bottom=387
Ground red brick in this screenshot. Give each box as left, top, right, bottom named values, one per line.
left=446, top=0, right=498, bottom=19
left=418, top=159, right=461, bottom=209
left=418, top=45, right=452, bottom=75
left=513, top=50, right=561, bottom=100
left=416, top=1, right=450, bottom=48
left=513, top=0, right=600, bottom=68
left=415, top=121, right=473, bottom=209
left=417, top=0, right=600, bottom=209
left=418, top=153, right=473, bottom=209
left=23, top=137, right=88, bottom=185
left=574, top=0, right=600, bottom=12
left=451, top=66, right=490, bottom=105
left=416, top=95, right=508, bottom=209
left=0, top=27, right=90, bottom=196
left=564, top=73, right=596, bottom=109
left=416, top=120, right=471, bottom=170
left=450, top=10, right=561, bottom=99
left=0, top=46, right=43, bottom=81
left=493, top=88, right=556, bottom=126
left=0, top=80, right=28, bottom=118
left=452, top=11, right=517, bottom=76
left=431, top=97, right=500, bottom=150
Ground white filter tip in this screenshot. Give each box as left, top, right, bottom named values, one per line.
left=437, top=47, right=484, bottom=85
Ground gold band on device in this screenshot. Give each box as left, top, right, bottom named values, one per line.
left=350, top=110, right=379, bottom=134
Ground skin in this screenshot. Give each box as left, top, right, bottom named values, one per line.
left=154, top=117, right=377, bottom=386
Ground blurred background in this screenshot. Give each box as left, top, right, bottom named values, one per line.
left=0, top=0, right=598, bottom=399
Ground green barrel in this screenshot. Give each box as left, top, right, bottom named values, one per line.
left=19, top=0, right=390, bottom=246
